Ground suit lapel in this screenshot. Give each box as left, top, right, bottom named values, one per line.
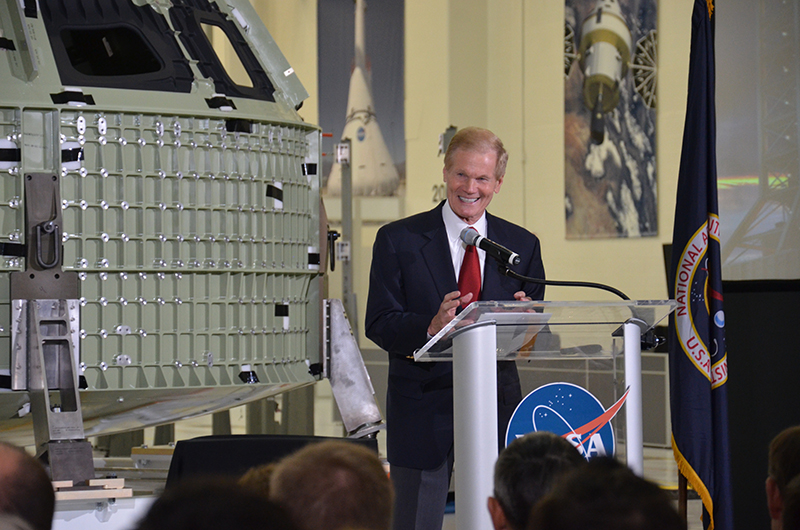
left=420, top=207, right=457, bottom=303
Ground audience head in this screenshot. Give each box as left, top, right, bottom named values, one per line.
left=0, top=515, right=34, bottom=530
left=767, top=426, right=800, bottom=529
left=783, top=474, right=800, bottom=530
left=528, top=456, right=686, bottom=530
left=488, top=431, right=585, bottom=530
left=135, top=478, right=296, bottom=530
left=0, top=442, right=55, bottom=530
left=238, top=462, right=277, bottom=499
left=269, top=440, right=393, bottom=530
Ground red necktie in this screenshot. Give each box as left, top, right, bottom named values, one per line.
left=458, top=238, right=481, bottom=308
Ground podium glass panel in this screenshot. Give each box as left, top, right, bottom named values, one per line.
left=414, top=300, right=677, bottom=361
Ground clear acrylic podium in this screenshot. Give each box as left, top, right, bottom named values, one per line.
left=415, top=300, right=677, bottom=530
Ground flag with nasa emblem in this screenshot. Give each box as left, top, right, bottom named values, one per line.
left=668, top=1, right=733, bottom=529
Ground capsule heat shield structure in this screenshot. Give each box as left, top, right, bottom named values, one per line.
left=0, top=0, right=322, bottom=445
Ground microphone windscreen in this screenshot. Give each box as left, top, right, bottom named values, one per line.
left=459, top=227, right=480, bottom=246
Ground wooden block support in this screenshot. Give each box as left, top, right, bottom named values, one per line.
left=54, top=477, right=133, bottom=502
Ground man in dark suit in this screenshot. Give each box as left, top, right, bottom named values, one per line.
left=365, top=127, right=545, bottom=530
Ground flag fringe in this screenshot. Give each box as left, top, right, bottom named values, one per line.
left=706, top=0, right=714, bottom=18
left=672, top=435, right=715, bottom=530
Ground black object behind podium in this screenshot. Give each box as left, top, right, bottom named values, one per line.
left=165, top=434, right=378, bottom=488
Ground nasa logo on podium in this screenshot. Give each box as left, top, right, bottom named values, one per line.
left=505, top=382, right=629, bottom=460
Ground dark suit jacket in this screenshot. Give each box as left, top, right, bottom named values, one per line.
left=365, top=202, right=545, bottom=469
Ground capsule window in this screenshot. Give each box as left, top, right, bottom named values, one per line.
left=61, top=27, right=162, bottom=77
left=202, top=23, right=254, bottom=89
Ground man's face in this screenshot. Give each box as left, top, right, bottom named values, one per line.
left=443, top=148, right=503, bottom=225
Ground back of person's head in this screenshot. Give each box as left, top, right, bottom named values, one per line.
left=238, top=462, right=277, bottom=499
left=269, top=440, right=393, bottom=530
left=528, top=457, right=686, bottom=530
left=783, top=474, right=800, bottom=530
left=0, top=515, right=34, bottom=530
left=770, top=426, right=800, bottom=494
left=0, top=443, right=55, bottom=530
left=767, top=426, right=800, bottom=527
left=490, top=432, right=585, bottom=530
left=135, top=478, right=296, bottom=530
left=444, top=127, right=508, bottom=178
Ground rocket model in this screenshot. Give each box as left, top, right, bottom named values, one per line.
left=326, top=0, right=400, bottom=196
left=578, top=0, right=632, bottom=144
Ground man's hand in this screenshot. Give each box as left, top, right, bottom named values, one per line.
left=514, top=291, right=532, bottom=302
left=427, top=290, right=472, bottom=336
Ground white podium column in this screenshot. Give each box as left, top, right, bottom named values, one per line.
left=452, top=321, right=498, bottom=530
left=623, top=321, right=644, bottom=476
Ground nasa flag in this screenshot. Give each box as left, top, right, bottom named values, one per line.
left=668, top=1, right=733, bottom=529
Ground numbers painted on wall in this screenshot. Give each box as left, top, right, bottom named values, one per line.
left=432, top=184, right=446, bottom=203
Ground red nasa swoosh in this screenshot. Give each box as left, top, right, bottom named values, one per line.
left=562, top=387, right=630, bottom=448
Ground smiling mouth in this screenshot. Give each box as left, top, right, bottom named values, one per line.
left=458, top=196, right=479, bottom=203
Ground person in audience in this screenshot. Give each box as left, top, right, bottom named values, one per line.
left=239, top=462, right=277, bottom=499
left=767, top=426, right=800, bottom=530
left=782, top=474, right=800, bottom=530
left=488, top=431, right=585, bottom=530
left=528, top=456, right=686, bottom=530
left=134, top=478, right=296, bottom=530
left=269, top=440, right=393, bottom=530
left=0, top=515, right=34, bottom=530
left=0, top=442, right=55, bottom=530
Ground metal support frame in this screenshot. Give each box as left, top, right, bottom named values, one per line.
left=337, top=139, right=359, bottom=341
left=9, top=173, right=93, bottom=483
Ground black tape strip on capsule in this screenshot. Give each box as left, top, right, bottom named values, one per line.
left=266, top=184, right=283, bottom=201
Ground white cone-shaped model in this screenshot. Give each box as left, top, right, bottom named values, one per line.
left=326, top=0, right=400, bottom=196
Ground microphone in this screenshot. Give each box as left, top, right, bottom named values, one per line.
left=460, top=227, right=521, bottom=266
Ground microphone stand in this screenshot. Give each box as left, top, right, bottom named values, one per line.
left=497, top=263, right=663, bottom=350
left=499, top=265, right=631, bottom=301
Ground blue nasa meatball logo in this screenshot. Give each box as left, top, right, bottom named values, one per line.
left=505, top=382, right=628, bottom=460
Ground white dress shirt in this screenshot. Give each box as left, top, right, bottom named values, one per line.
left=442, top=200, right=487, bottom=284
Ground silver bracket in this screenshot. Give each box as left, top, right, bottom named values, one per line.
left=8, top=172, right=92, bottom=483
left=322, top=299, right=384, bottom=438
left=14, top=299, right=94, bottom=483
